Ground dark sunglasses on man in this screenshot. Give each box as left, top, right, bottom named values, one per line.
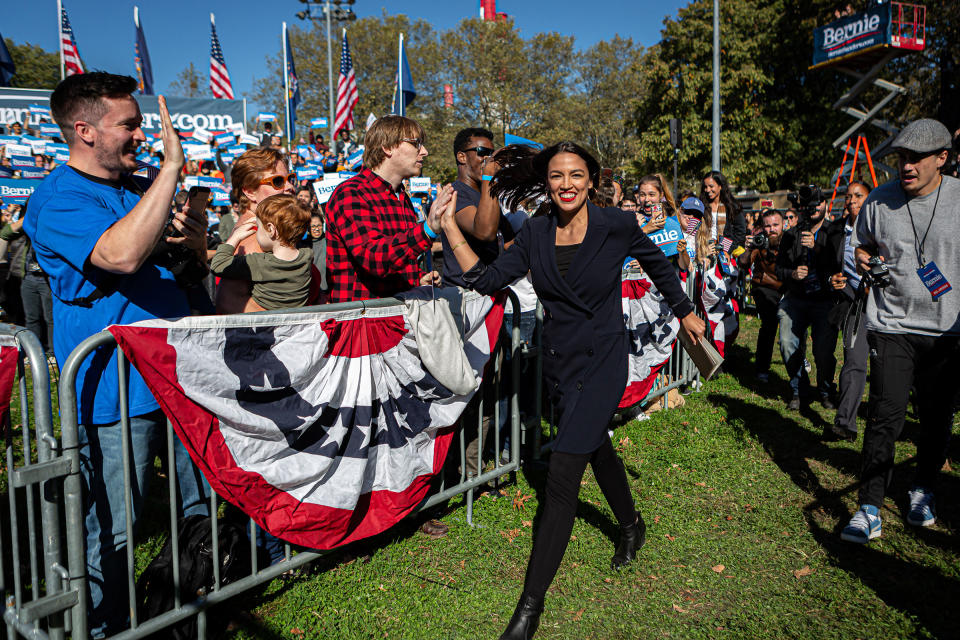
left=462, top=146, right=494, bottom=157
left=258, top=173, right=297, bottom=189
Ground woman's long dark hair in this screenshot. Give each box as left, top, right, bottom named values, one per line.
left=491, top=141, right=601, bottom=217
left=700, top=170, right=741, bottom=216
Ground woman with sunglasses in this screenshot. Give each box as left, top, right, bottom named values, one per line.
left=215, top=147, right=298, bottom=313
left=441, top=141, right=705, bottom=640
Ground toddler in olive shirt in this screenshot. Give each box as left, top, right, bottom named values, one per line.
left=211, top=194, right=312, bottom=310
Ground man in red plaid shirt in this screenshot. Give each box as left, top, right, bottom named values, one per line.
left=325, top=116, right=453, bottom=303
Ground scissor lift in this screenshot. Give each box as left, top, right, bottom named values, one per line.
left=810, top=2, right=926, bottom=182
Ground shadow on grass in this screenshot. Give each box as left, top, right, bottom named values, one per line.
left=709, top=390, right=960, bottom=637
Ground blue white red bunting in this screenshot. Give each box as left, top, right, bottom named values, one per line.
left=619, top=274, right=680, bottom=408
left=108, top=289, right=505, bottom=549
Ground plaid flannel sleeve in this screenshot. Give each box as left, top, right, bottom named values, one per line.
left=330, top=187, right=431, bottom=278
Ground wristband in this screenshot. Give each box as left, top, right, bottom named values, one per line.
left=481, top=175, right=493, bottom=181
left=423, top=221, right=438, bottom=239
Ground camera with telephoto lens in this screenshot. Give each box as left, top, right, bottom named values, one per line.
left=863, top=256, right=891, bottom=288
left=787, top=185, right=825, bottom=232
left=747, top=232, right=770, bottom=251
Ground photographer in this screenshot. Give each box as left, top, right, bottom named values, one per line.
left=739, top=209, right=784, bottom=382
left=842, top=119, right=960, bottom=544
left=774, top=189, right=844, bottom=410
left=23, top=73, right=209, bottom=636
left=824, top=181, right=871, bottom=442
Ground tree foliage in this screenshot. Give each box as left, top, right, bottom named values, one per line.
left=4, top=40, right=59, bottom=90
left=167, top=62, right=204, bottom=98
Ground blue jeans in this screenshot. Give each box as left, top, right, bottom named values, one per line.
left=776, top=294, right=838, bottom=396
left=79, top=409, right=209, bottom=638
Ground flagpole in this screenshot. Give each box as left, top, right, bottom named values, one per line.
left=134, top=6, right=140, bottom=91
left=57, top=0, right=65, bottom=81
left=398, top=33, right=403, bottom=117
left=282, top=22, right=291, bottom=152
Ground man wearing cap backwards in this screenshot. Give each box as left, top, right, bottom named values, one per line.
left=841, top=118, right=960, bottom=544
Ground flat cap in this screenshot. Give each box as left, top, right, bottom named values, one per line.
left=891, top=118, right=952, bottom=154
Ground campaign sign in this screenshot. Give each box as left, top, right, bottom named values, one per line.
left=45, top=142, right=68, bottom=155
left=0, top=178, right=42, bottom=204
left=646, top=216, right=685, bottom=258
left=227, top=122, right=246, bottom=135
left=226, top=145, right=247, bottom=155
left=54, top=152, right=70, bottom=163
left=214, top=132, right=235, bottom=147
left=28, top=104, right=51, bottom=119
left=151, top=139, right=164, bottom=152
left=20, top=169, right=46, bottom=179
left=310, top=117, right=328, bottom=129
left=338, top=171, right=357, bottom=179
left=0, top=166, right=12, bottom=178
left=211, top=185, right=230, bottom=206
left=183, top=175, right=224, bottom=188
left=257, top=112, right=278, bottom=123
left=296, top=166, right=320, bottom=180
left=346, top=148, right=364, bottom=169
left=296, top=145, right=313, bottom=159
left=10, top=157, right=35, bottom=169
left=0, top=135, right=21, bottom=147
left=27, top=139, right=48, bottom=155
left=312, top=175, right=350, bottom=204
left=38, top=124, right=61, bottom=138
left=191, top=128, right=213, bottom=143
left=187, top=147, right=215, bottom=161
left=4, top=143, right=33, bottom=158
left=239, top=133, right=260, bottom=146
left=813, top=3, right=889, bottom=66
left=409, top=177, right=431, bottom=193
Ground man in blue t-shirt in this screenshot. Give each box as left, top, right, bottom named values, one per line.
left=24, top=72, right=210, bottom=638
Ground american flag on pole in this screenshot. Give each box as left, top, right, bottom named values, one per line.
left=334, top=31, right=358, bottom=137
left=59, top=3, right=84, bottom=77
left=209, top=14, right=234, bottom=100
left=108, top=289, right=505, bottom=549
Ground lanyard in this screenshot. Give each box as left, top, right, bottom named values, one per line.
left=904, top=178, right=942, bottom=267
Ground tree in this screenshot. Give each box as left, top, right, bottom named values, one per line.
left=633, top=0, right=853, bottom=193
left=4, top=40, right=59, bottom=89
left=168, top=62, right=204, bottom=98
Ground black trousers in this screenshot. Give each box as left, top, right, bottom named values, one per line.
left=523, top=438, right=636, bottom=600
left=753, top=288, right=781, bottom=374
left=858, top=331, right=960, bottom=507
left=835, top=308, right=868, bottom=434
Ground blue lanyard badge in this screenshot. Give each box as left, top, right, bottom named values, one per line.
left=917, top=261, right=951, bottom=301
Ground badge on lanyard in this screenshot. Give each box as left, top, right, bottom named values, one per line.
left=917, top=261, right=951, bottom=301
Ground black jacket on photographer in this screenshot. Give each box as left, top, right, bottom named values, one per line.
left=775, top=217, right=845, bottom=301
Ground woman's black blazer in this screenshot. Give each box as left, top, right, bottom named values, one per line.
left=463, top=202, right=695, bottom=454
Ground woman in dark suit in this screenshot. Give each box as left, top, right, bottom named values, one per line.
left=441, top=142, right=705, bottom=640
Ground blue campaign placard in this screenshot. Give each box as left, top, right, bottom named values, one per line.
left=346, top=148, right=364, bottom=169
left=211, top=186, right=230, bottom=206
left=20, top=169, right=47, bottom=179
left=39, top=124, right=62, bottom=137
left=646, top=216, right=685, bottom=258
left=296, top=166, right=320, bottom=180
left=310, top=117, right=328, bottom=129
left=214, top=132, right=235, bottom=147
left=10, top=157, right=36, bottom=169
left=0, top=178, right=43, bottom=204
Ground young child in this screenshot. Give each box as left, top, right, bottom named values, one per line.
left=211, top=193, right=312, bottom=310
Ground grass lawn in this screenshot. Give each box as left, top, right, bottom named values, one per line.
left=218, top=312, right=959, bottom=639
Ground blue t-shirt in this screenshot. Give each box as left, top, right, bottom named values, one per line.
left=24, top=165, right=190, bottom=424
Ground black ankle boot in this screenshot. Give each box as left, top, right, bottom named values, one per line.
left=611, top=511, right=646, bottom=570
left=499, top=593, right=544, bottom=640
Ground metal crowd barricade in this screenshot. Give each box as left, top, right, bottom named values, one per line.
left=532, top=272, right=703, bottom=459
left=40, top=291, right=525, bottom=639
left=1, top=325, right=79, bottom=640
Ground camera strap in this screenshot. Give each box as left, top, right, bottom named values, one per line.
left=904, top=177, right=942, bottom=268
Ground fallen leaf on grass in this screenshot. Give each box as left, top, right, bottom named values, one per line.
left=793, top=566, right=814, bottom=578
left=521, top=520, right=532, bottom=528
left=290, top=629, right=303, bottom=636
left=672, top=604, right=687, bottom=613
left=665, top=534, right=675, bottom=541
left=618, top=436, right=631, bottom=447
left=572, top=608, right=585, bottom=622
left=694, top=482, right=706, bottom=487
left=654, top=515, right=661, bottom=523
left=681, top=421, right=689, bottom=426
left=711, top=564, right=725, bottom=573
left=725, top=515, right=734, bottom=521
left=500, top=529, right=521, bottom=543
left=512, top=491, right=533, bottom=511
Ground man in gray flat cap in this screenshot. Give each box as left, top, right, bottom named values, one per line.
left=841, top=118, right=959, bottom=544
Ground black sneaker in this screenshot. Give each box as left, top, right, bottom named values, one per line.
left=787, top=395, right=801, bottom=411
left=820, top=394, right=836, bottom=410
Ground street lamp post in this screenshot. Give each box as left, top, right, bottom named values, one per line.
left=296, top=0, right=357, bottom=137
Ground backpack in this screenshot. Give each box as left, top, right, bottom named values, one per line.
left=136, top=514, right=251, bottom=639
